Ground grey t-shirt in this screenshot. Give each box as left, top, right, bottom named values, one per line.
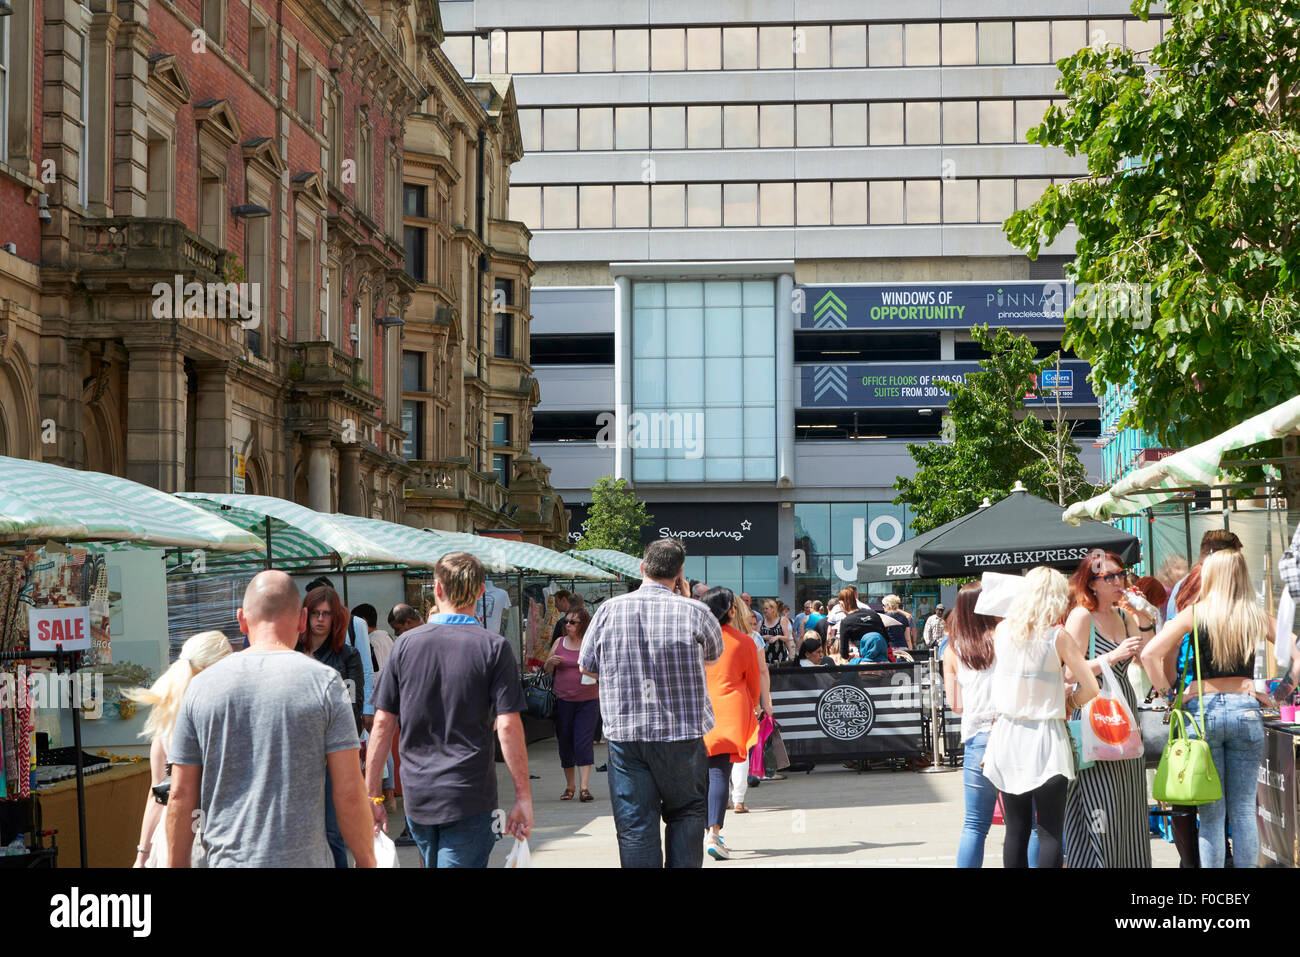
left=169, top=649, right=360, bottom=868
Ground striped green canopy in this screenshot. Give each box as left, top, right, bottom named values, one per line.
left=329, top=514, right=515, bottom=573
left=0, top=456, right=263, bottom=552
left=175, top=493, right=413, bottom=567
left=565, top=548, right=643, bottom=579
left=425, top=530, right=615, bottom=580
left=1064, top=395, right=1300, bottom=525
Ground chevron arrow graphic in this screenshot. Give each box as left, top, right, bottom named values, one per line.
left=813, top=290, right=848, bottom=329
left=813, top=365, right=849, bottom=402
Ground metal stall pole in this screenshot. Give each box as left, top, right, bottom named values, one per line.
left=918, top=655, right=954, bottom=774
left=59, top=644, right=89, bottom=867
left=1146, top=508, right=1154, bottom=577
left=1183, top=501, right=1193, bottom=564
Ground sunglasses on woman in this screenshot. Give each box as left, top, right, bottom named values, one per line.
left=1091, top=572, right=1125, bottom=584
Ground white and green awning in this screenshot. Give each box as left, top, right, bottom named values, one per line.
left=565, top=548, right=643, bottom=579
left=176, top=493, right=412, bottom=567
left=0, top=456, right=264, bottom=552
left=329, top=514, right=514, bottom=573
left=424, top=530, right=615, bottom=580
left=1064, top=395, right=1300, bottom=525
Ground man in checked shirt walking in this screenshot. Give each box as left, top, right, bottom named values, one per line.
left=578, top=538, right=724, bottom=867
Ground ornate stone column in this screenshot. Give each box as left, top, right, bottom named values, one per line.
left=124, top=343, right=186, bottom=491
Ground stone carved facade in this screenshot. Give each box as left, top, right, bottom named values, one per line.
left=0, top=0, right=565, bottom=546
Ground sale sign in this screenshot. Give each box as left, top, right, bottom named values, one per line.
left=27, top=606, right=93, bottom=652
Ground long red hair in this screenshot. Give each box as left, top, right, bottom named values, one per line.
left=1067, top=550, right=1127, bottom=612
left=299, top=586, right=349, bottom=654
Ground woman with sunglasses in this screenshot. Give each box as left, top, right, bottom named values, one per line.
left=1060, top=551, right=1155, bottom=868
left=544, top=607, right=597, bottom=801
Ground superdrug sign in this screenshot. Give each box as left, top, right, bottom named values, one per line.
left=567, top=502, right=777, bottom=556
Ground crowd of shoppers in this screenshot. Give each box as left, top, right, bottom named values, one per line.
left=125, top=523, right=1296, bottom=870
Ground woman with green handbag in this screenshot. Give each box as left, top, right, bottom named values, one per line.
left=1142, top=549, right=1277, bottom=868
left=1061, top=551, right=1156, bottom=868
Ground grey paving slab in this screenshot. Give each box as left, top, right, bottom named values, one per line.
left=381, top=735, right=1182, bottom=868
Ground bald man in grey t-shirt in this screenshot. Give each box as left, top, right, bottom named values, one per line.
left=166, top=571, right=376, bottom=868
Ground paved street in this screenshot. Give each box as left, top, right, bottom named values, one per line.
left=386, top=736, right=1181, bottom=868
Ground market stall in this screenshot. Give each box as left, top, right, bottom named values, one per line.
left=0, top=457, right=261, bottom=867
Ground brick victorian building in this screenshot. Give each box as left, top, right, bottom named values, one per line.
left=0, top=0, right=567, bottom=546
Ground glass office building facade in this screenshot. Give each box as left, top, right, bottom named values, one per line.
left=440, top=1, right=1125, bottom=609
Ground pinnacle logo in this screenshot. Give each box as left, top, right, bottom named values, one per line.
left=813, top=290, right=848, bottom=329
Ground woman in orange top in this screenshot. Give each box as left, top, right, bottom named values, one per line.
left=701, top=586, right=762, bottom=861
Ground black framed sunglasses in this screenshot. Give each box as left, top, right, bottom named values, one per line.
left=1091, top=572, right=1125, bottom=584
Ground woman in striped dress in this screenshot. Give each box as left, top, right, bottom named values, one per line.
left=1062, top=551, right=1155, bottom=867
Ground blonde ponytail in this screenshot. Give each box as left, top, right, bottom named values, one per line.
left=123, top=631, right=233, bottom=742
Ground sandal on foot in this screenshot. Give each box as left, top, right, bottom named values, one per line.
left=733, top=803, right=749, bottom=813
left=579, top=788, right=594, bottom=802
left=561, top=788, right=575, bottom=800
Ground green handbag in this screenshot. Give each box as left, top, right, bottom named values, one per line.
left=1152, top=607, right=1223, bottom=806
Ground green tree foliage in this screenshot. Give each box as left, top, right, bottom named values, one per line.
left=1004, top=0, right=1300, bottom=451
left=894, top=326, right=1095, bottom=533
left=574, top=476, right=651, bottom=554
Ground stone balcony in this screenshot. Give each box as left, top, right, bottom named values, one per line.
left=407, top=456, right=508, bottom=513
left=70, top=217, right=227, bottom=278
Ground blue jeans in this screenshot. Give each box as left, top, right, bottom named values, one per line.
left=606, top=738, right=708, bottom=868
left=958, top=731, right=998, bottom=867
left=1193, top=694, right=1264, bottom=868
left=405, top=809, right=498, bottom=868
left=323, top=768, right=347, bottom=869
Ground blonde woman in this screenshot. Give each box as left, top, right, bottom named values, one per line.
left=1142, top=549, right=1276, bottom=868
left=982, top=568, right=1099, bottom=868
left=124, top=631, right=234, bottom=867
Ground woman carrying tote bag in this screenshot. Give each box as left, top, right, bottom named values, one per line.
left=1141, top=549, right=1277, bottom=868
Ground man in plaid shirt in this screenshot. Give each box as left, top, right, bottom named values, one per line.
left=578, top=538, right=724, bottom=867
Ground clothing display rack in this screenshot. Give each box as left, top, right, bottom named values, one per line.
left=0, top=645, right=88, bottom=867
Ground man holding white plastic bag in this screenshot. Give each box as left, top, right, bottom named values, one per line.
left=366, top=552, right=532, bottom=868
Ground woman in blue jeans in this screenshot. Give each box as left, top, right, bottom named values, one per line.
left=942, top=582, right=1000, bottom=867
left=1143, top=548, right=1277, bottom=868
